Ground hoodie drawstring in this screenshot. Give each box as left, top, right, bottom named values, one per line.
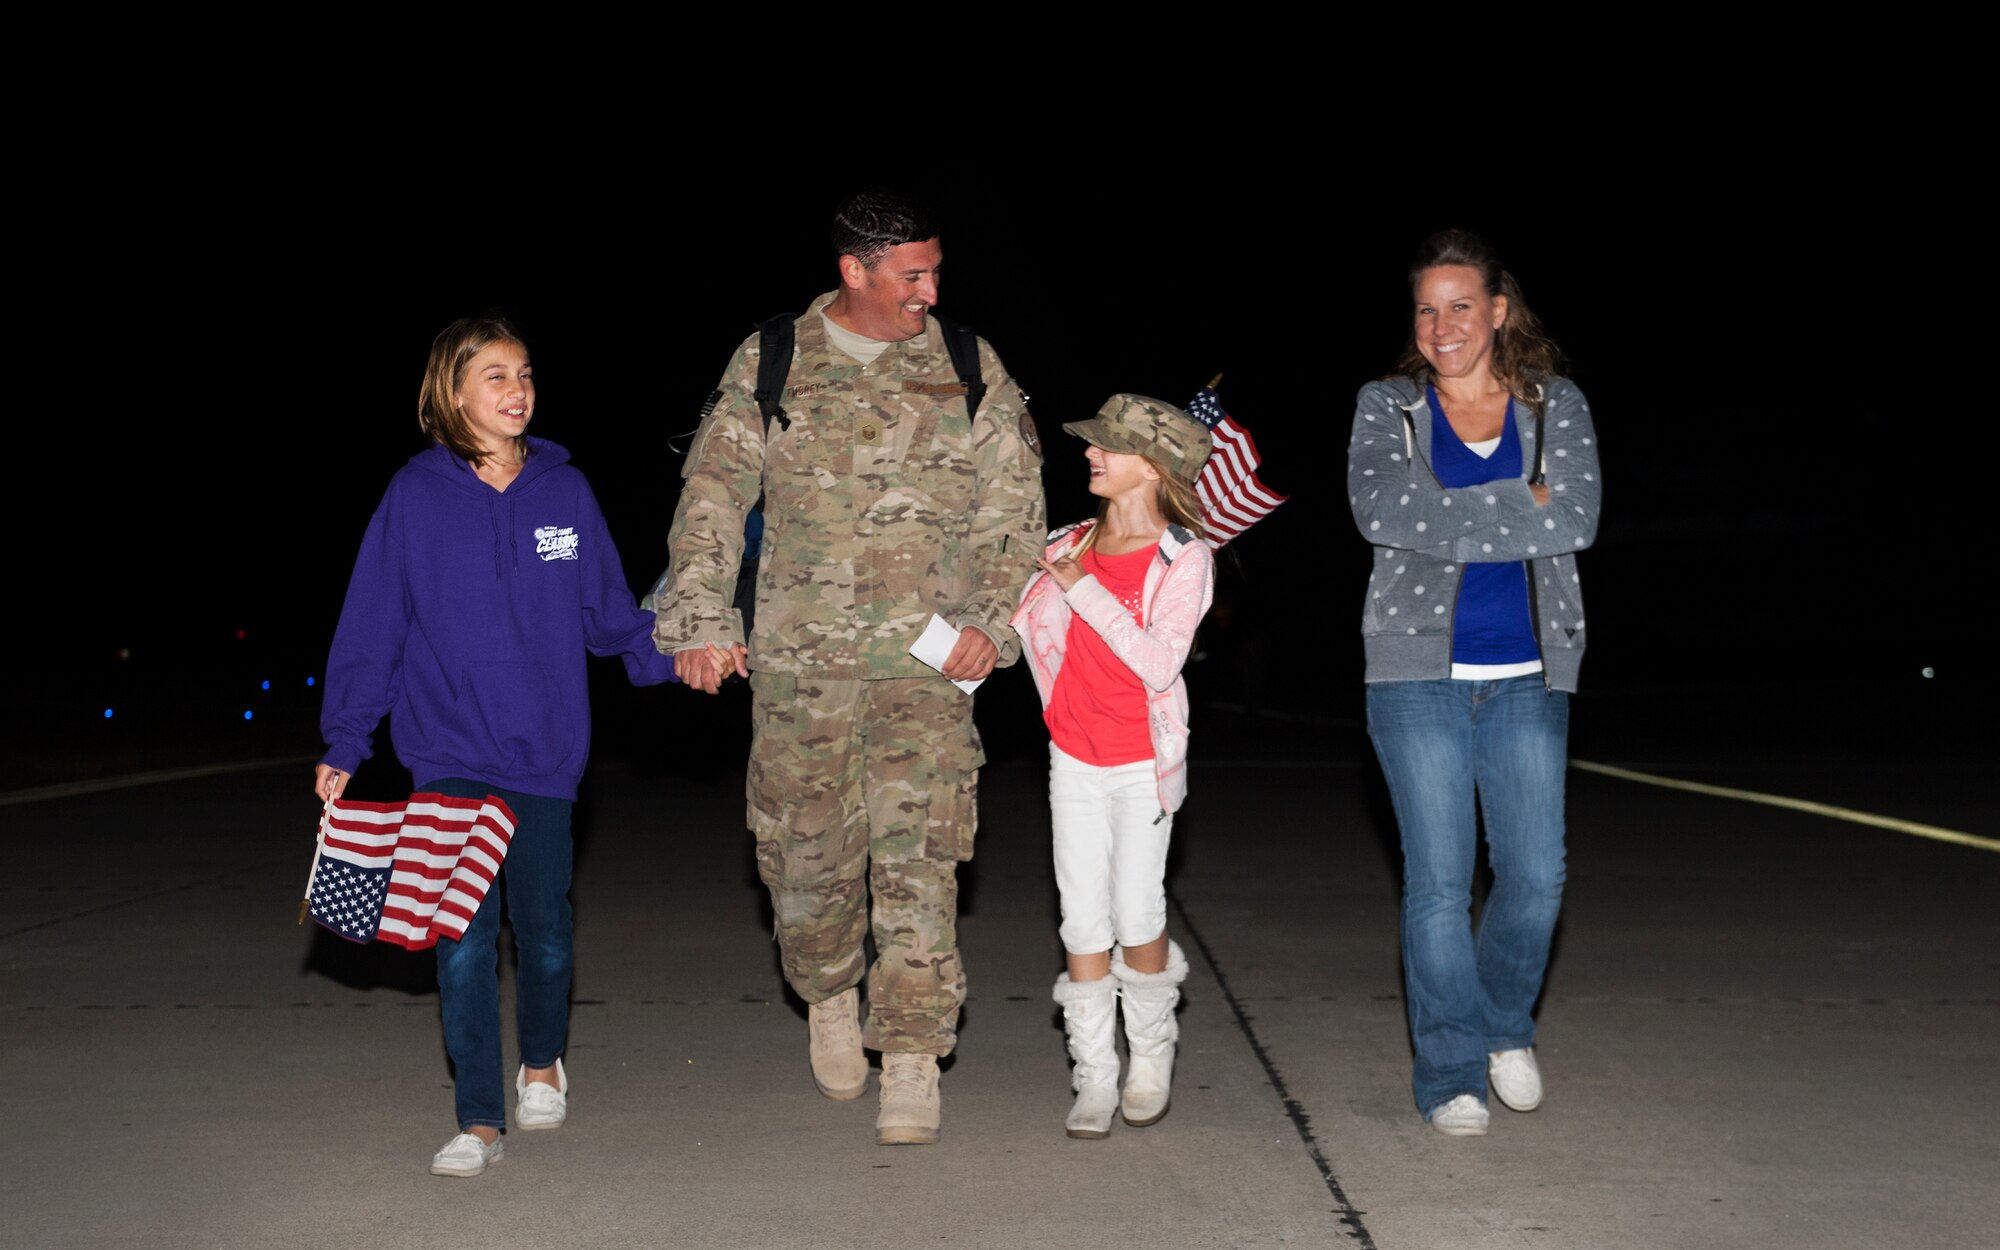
left=507, top=493, right=519, bottom=573
left=490, top=495, right=506, bottom=579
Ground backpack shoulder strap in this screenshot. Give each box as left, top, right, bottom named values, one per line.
left=752, top=312, right=796, bottom=433
left=931, top=312, right=987, bottom=420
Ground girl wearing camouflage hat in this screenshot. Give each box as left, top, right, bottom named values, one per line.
left=1010, top=394, right=1216, bottom=1139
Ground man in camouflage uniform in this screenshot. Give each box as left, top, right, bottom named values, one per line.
left=654, top=190, right=1046, bottom=1145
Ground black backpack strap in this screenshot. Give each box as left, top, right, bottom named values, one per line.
left=756, top=308, right=982, bottom=428
left=736, top=311, right=800, bottom=638
left=752, top=312, right=796, bottom=433
left=932, top=312, right=986, bottom=420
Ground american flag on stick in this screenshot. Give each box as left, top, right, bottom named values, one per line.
left=303, top=793, right=517, bottom=950
left=1188, top=379, right=1286, bottom=545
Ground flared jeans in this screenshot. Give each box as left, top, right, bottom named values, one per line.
left=1365, top=676, right=1568, bottom=1117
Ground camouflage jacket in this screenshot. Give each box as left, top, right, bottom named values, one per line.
left=654, top=292, right=1048, bottom=678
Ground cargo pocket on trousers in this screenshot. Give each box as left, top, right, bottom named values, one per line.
left=744, top=671, right=791, bottom=840
left=937, top=722, right=984, bottom=863
left=951, top=768, right=979, bottom=862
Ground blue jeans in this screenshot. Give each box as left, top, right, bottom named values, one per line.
left=1365, top=677, right=1568, bottom=1118
left=429, top=779, right=574, bottom=1131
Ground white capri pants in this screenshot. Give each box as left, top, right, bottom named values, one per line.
left=1049, top=743, right=1172, bottom=954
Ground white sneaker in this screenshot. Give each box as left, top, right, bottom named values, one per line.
left=1429, top=1094, right=1490, bottom=1137
left=516, top=1058, right=568, bottom=1130
left=1487, top=1048, right=1543, bottom=1112
left=430, top=1132, right=503, bottom=1177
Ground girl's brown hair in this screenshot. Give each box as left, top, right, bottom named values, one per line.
left=418, top=315, right=530, bottom=468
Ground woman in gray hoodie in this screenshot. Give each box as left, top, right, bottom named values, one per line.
left=1347, top=229, right=1601, bottom=1137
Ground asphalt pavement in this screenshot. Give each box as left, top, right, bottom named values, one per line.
left=3, top=694, right=1995, bottom=1250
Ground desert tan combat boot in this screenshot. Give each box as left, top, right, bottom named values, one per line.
left=875, top=1053, right=941, bottom=1145
left=808, top=986, right=869, bottom=1100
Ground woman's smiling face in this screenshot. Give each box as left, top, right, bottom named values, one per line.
left=1413, top=264, right=1508, bottom=383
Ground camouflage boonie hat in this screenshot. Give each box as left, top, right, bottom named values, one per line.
left=1061, top=394, right=1211, bottom=486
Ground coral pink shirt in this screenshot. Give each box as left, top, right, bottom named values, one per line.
left=1044, top=543, right=1157, bottom=766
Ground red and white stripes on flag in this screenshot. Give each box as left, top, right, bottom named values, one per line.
left=309, top=793, right=517, bottom=950
left=1187, top=387, right=1286, bottom=545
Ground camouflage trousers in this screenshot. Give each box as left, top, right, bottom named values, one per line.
left=747, top=673, right=984, bottom=1056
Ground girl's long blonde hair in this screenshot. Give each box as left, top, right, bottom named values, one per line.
left=1072, top=457, right=1207, bottom=557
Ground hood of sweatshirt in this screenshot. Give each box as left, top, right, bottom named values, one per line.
left=411, top=435, right=571, bottom=492
left=410, top=437, right=573, bottom=579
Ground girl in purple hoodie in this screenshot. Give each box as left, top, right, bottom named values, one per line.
left=315, top=315, right=675, bottom=1177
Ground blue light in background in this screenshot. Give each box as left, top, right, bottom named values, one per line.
left=104, top=708, right=114, bottom=719
left=306, top=676, right=316, bottom=687
left=243, top=711, right=254, bottom=721
left=261, top=680, right=271, bottom=690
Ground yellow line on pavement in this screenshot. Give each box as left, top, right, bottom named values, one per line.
left=1569, top=759, right=2000, bottom=852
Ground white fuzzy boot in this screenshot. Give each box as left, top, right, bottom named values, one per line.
left=1111, top=940, right=1187, bottom=1127
left=1051, top=973, right=1121, bottom=1139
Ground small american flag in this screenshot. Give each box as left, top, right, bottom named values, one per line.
left=306, top=794, right=517, bottom=950
left=1188, top=386, right=1286, bottom=545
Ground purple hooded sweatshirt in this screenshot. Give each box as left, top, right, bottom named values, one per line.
left=320, top=437, right=675, bottom=800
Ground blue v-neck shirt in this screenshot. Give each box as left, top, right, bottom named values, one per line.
left=1427, top=388, right=1540, bottom=668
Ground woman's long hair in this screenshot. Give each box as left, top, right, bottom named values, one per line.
left=1394, top=229, right=1566, bottom=413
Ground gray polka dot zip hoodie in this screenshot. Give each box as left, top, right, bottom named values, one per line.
left=1347, top=376, right=1601, bottom=692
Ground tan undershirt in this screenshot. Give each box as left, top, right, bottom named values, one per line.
left=821, top=312, right=929, bottom=366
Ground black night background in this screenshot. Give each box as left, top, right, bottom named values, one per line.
left=7, top=70, right=1997, bottom=1250
left=8, top=114, right=1978, bottom=808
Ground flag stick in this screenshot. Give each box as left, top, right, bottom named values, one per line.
left=298, top=793, right=336, bottom=924
left=1207, top=373, right=1223, bottom=391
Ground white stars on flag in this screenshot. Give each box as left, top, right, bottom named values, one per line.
left=303, top=794, right=517, bottom=950
left=1187, top=387, right=1285, bottom=545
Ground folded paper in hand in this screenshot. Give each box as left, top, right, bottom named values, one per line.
left=909, top=614, right=984, bottom=694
